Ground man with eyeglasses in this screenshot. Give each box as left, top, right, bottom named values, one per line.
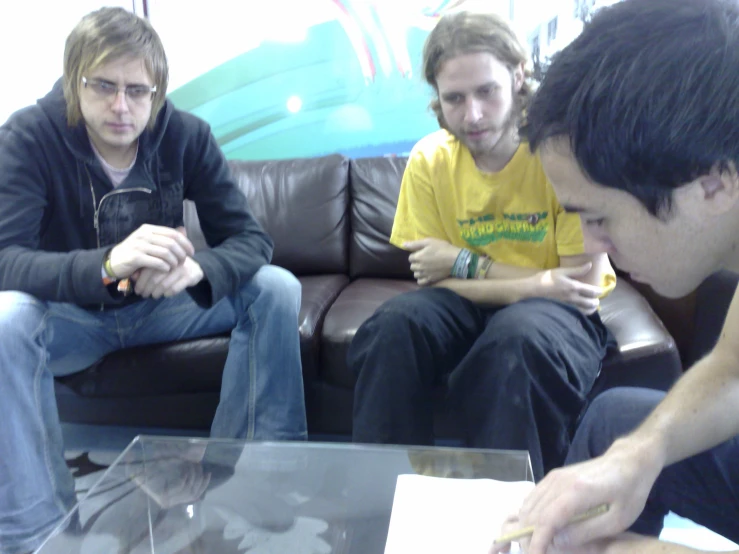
left=0, top=7, right=306, bottom=553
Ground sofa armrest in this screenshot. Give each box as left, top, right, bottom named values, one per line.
left=595, top=279, right=681, bottom=394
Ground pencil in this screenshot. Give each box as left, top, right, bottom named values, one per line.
left=493, top=503, right=610, bottom=544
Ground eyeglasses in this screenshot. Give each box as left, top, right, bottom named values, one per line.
left=81, top=76, right=156, bottom=103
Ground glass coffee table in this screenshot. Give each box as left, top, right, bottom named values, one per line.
left=36, top=436, right=533, bottom=554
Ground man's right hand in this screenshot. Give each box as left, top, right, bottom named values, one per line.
left=492, top=437, right=663, bottom=554
left=108, top=224, right=195, bottom=279
left=527, top=263, right=604, bottom=314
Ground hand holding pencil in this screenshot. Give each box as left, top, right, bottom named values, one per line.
left=490, top=504, right=610, bottom=553
left=488, top=437, right=664, bottom=554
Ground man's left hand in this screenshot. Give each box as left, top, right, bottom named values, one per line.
left=133, top=256, right=204, bottom=299
left=404, top=238, right=461, bottom=286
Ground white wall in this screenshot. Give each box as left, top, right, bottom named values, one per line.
left=0, top=0, right=133, bottom=124
left=0, top=0, right=576, bottom=125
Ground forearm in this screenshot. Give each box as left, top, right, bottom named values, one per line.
left=432, top=276, right=531, bottom=305
left=596, top=532, right=733, bottom=554
left=0, top=245, right=116, bottom=304
left=630, top=347, right=739, bottom=466
left=560, top=252, right=613, bottom=288
left=192, top=230, right=272, bottom=307
left=484, top=261, right=540, bottom=279
left=483, top=253, right=613, bottom=287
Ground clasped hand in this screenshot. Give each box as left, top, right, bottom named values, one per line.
left=527, top=265, right=604, bottom=315
left=108, top=224, right=204, bottom=298
left=404, top=238, right=462, bottom=286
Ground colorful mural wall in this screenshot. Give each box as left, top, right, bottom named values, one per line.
left=163, top=1, right=471, bottom=160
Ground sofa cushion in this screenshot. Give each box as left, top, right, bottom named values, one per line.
left=348, top=157, right=413, bottom=279
left=320, top=278, right=418, bottom=388
left=55, top=274, right=349, bottom=399
left=320, top=278, right=681, bottom=394
left=298, top=274, right=351, bottom=380
left=595, top=278, right=682, bottom=393
left=184, top=154, right=350, bottom=276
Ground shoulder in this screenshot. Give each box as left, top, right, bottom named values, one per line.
left=163, top=106, right=213, bottom=147
left=509, top=142, right=555, bottom=190
left=407, top=130, right=458, bottom=169
left=511, top=141, right=546, bottom=171
left=0, top=104, right=59, bottom=162
left=2, top=104, right=53, bottom=140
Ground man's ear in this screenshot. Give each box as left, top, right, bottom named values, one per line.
left=703, top=165, right=739, bottom=214
left=679, top=166, right=739, bottom=216
left=513, top=63, right=524, bottom=92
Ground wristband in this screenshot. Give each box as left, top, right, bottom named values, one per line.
left=477, top=256, right=493, bottom=279
left=467, top=253, right=479, bottom=279
left=452, top=249, right=472, bottom=279
left=103, top=250, right=118, bottom=280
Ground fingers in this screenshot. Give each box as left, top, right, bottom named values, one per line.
left=518, top=467, right=609, bottom=554
left=129, top=251, right=173, bottom=274
left=403, top=239, right=430, bottom=251
left=575, top=282, right=604, bottom=299
left=517, top=474, right=574, bottom=554
left=134, top=268, right=168, bottom=298
left=551, top=511, right=622, bottom=551
left=572, top=296, right=600, bottom=315
left=489, top=514, right=519, bottom=554
left=414, top=271, right=431, bottom=286
left=112, top=225, right=196, bottom=278
left=152, top=270, right=190, bottom=299
left=558, top=262, right=593, bottom=277
left=146, top=225, right=195, bottom=256
left=142, top=232, right=192, bottom=266
left=136, top=224, right=195, bottom=266
left=133, top=239, right=185, bottom=270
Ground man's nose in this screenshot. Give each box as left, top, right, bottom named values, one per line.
left=464, top=98, right=483, bottom=123
left=110, top=90, right=130, bottom=113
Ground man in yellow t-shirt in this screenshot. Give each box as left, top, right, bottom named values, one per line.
left=348, top=10, right=617, bottom=480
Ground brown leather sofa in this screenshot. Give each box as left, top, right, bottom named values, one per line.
left=56, top=153, right=695, bottom=437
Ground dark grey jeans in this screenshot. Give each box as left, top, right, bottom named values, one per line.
left=566, top=387, right=739, bottom=541
left=348, top=288, right=614, bottom=480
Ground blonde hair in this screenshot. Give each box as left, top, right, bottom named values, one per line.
left=422, top=10, right=533, bottom=129
left=63, top=7, right=168, bottom=128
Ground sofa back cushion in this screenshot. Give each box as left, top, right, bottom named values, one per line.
left=184, top=154, right=350, bottom=275
left=348, top=156, right=413, bottom=279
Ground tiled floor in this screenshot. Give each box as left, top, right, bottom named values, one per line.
left=61, top=423, right=738, bottom=550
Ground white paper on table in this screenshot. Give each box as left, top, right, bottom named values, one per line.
left=384, top=474, right=535, bottom=554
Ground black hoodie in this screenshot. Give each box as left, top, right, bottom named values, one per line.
left=0, top=80, right=273, bottom=309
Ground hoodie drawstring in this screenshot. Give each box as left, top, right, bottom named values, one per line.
left=76, top=160, right=86, bottom=219
left=154, top=153, right=165, bottom=220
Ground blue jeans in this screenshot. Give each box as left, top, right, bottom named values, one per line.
left=0, top=264, right=307, bottom=554
left=566, top=387, right=739, bottom=542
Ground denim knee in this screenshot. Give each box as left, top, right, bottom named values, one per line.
left=240, top=264, right=301, bottom=314
left=0, top=291, right=46, bottom=344
left=567, top=387, right=663, bottom=464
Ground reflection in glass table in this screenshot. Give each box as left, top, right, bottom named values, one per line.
left=36, top=436, right=533, bottom=554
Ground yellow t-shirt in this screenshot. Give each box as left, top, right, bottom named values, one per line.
left=390, top=130, right=616, bottom=293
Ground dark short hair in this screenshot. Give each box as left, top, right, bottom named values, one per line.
left=524, top=0, right=739, bottom=217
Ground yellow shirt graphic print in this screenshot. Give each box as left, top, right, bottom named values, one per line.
left=390, top=130, right=616, bottom=293
left=460, top=211, right=549, bottom=249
